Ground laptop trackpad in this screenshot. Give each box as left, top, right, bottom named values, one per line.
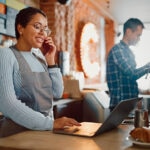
left=54, top=122, right=101, bottom=137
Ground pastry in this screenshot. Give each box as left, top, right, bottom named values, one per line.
left=130, top=127, right=150, bottom=143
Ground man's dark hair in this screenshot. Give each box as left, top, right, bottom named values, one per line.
left=15, top=7, right=47, bottom=39
left=123, top=18, right=145, bottom=35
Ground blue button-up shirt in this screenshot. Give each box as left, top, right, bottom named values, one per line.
left=106, top=40, right=148, bottom=109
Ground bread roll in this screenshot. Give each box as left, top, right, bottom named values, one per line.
left=130, top=127, right=150, bottom=143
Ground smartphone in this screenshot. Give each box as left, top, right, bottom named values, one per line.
left=42, top=41, right=52, bottom=55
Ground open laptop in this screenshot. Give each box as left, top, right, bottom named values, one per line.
left=53, top=97, right=142, bottom=137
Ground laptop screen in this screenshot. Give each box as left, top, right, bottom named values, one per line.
left=95, top=97, right=142, bottom=135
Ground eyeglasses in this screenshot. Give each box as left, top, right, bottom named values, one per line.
left=28, top=22, right=51, bottom=36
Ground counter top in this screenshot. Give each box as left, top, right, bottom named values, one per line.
left=0, top=124, right=145, bottom=150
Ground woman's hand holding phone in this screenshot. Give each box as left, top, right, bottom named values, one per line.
left=42, top=41, right=52, bottom=55
left=41, top=38, right=52, bottom=55
left=41, top=37, right=56, bottom=65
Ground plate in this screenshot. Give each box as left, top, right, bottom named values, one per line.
left=128, top=136, right=150, bottom=147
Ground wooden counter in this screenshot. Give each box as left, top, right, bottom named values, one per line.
left=0, top=124, right=146, bottom=150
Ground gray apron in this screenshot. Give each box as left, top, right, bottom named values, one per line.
left=0, top=46, right=53, bottom=137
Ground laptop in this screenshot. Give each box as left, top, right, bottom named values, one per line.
left=53, top=97, right=142, bottom=137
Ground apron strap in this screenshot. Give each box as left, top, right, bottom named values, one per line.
left=32, top=53, right=48, bottom=72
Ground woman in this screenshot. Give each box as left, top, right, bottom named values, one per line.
left=0, top=7, right=80, bottom=137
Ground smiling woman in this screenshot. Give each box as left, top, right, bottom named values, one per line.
left=0, top=7, right=81, bottom=137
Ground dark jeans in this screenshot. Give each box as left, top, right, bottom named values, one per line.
left=0, top=117, right=28, bottom=138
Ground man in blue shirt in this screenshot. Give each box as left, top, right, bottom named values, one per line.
left=106, top=18, right=150, bottom=111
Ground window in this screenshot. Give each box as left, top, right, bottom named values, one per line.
left=132, top=28, right=150, bottom=91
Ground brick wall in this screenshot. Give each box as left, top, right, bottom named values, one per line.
left=39, top=0, right=115, bottom=85
left=1, top=0, right=115, bottom=85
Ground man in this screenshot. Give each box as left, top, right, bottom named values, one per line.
left=106, top=18, right=150, bottom=111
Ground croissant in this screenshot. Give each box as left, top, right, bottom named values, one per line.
left=130, top=127, right=150, bottom=143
